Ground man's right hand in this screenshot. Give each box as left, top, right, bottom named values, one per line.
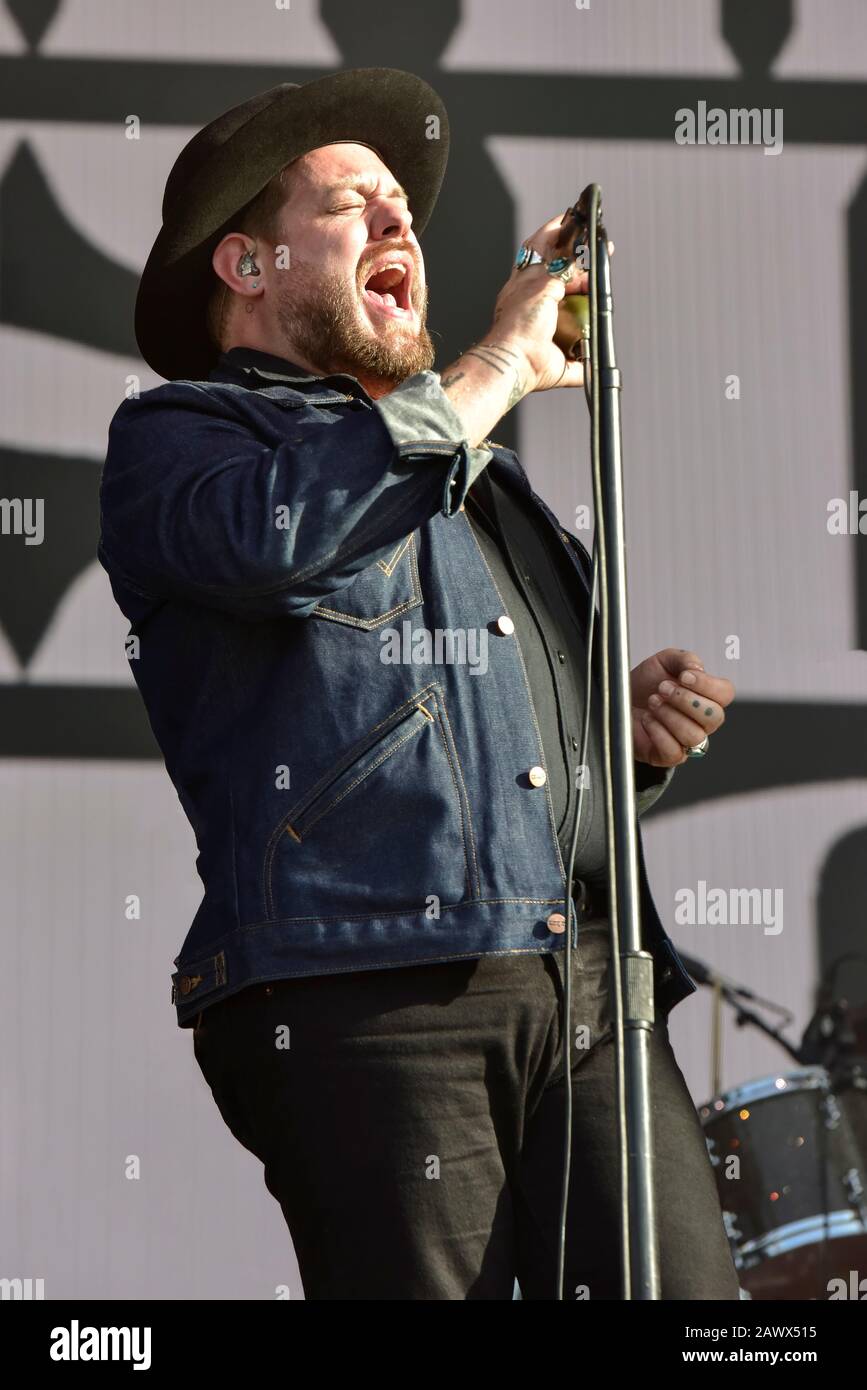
left=437, top=212, right=598, bottom=449
left=481, top=212, right=589, bottom=394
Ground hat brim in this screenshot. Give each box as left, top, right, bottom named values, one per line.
left=135, top=67, right=449, bottom=381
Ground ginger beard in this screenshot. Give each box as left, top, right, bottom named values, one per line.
left=273, top=251, right=436, bottom=387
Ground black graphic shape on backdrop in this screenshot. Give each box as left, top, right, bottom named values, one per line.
left=849, top=172, right=867, bottom=650
left=0, top=446, right=101, bottom=668
left=320, top=0, right=456, bottom=67
left=0, top=0, right=864, bottom=766
left=0, top=143, right=139, bottom=359
left=816, top=827, right=867, bottom=1010
left=645, top=701, right=867, bottom=815
left=1, top=52, right=861, bottom=139
left=0, top=684, right=154, bottom=759
left=6, top=0, right=62, bottom=51
left=721, top=0, right=792, bottom=78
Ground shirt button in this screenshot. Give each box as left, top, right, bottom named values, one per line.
left=557, top=650, right=566, bottom=663
left=571, top=736, right=579, bottom=750
left=495, top=615, right=515, bottom=635
left=528, top=765, right=547, bottom=787
left=547, top=912, right=567, bottom=934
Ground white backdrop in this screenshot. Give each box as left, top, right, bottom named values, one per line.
left=1, top=0, right=865, bottom=1298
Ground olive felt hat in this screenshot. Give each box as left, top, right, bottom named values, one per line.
left=134, top=67, right=449, bottom=381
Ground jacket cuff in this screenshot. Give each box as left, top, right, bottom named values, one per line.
left=373, top=370, right=493, bottom=518
left=635, top=761, right=677, bottom=818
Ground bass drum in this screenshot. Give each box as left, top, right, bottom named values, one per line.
left=699, top=1065, right=867, bottom=1299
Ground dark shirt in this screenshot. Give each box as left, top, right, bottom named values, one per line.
left=464, top=468, right=609, bottom=893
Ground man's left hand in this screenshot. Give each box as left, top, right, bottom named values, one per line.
left=630, top=648, right=735, bottom=767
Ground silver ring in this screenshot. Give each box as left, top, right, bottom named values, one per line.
left=545, top=255, right=574, bottom=281
left=685, top=736, right=709, bottom=758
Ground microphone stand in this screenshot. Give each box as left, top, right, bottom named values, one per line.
left=677, top=952, right=802, bottom=1065
left=580, top=186, right=660, bottom=1299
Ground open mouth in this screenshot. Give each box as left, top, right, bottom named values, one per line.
left=361, top=260, right=414, bottom=319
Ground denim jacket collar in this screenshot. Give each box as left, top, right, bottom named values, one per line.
left=215, top=348, right=559, bottom=522
left=213, top=346, right=374, bottom=402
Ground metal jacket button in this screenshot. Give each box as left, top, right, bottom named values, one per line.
left=528, top=765, right=547, bottom=787
left=547, top=912, right=566, bottom=934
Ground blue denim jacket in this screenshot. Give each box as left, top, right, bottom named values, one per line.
left=98, top=346, right=696, bottom=1027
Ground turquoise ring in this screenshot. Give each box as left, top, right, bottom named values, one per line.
left=515, top=245, right=544, bottom=271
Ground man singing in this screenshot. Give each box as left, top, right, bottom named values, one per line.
left=99, top=67, right=738, bottom=1300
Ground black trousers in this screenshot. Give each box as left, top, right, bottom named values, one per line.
left=192, top=922, right=741, bottom=1300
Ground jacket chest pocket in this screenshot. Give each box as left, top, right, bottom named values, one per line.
left=310, top=533, right=423, bottom=630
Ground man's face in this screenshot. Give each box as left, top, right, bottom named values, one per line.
left=263, top=142, right=436, bottom=389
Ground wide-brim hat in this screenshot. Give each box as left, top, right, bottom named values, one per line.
left=135, top=67, right=449, bottom=381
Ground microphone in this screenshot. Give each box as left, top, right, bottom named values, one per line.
left=676, top=952, right=761, bottom=998
left=552, top=196, right=590, bottom=362
left=555, top=292, right=590, bottom=363
left=676, top=952, right=789, bottom=1015
left=551, top=188, right=614, bottom=364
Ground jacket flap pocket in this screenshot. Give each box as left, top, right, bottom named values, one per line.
left=280, top=685, right=438, bottom=841
left=291, top=697, right=436, bottom=840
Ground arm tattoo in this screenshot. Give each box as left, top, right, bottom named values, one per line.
left=462, top=349, right=528, bottom=410
left=463, top=348, right=507, bottom=375
left=440, top=370, right=466, bottom=390
left=473, top=341, right=527, bottom=408
left=446, top=347, right=528, bottom=414
left=478, top=342, right=520, bottom=362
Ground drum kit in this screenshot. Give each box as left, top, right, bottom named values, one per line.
left=684, top=950, right=867, bottom=1300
